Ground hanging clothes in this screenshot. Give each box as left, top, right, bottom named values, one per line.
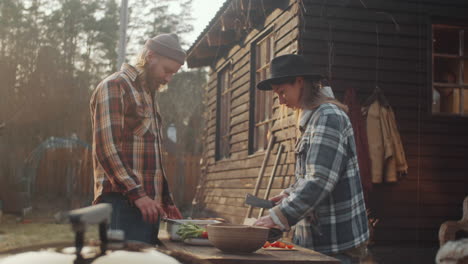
left=385, top=107, right=408, bottom=175
left=364, top=89, right=408, bottom=183
left=343, top=88, right=372, bottom=195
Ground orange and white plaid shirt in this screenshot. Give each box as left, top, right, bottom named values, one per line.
left=90, top=63, right=174, bottom=205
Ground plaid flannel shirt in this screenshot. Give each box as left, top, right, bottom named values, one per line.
left=90, top=63, right=174, bottom=206
left=270, top=103, right=369, bottom=254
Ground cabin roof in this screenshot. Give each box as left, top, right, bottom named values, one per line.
left=187, top=0, right=289, bottom=68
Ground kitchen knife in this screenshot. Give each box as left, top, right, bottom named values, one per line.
left=245, top=194, right=275, bottom=209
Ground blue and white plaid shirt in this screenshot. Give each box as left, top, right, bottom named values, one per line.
left=270, top=103, right=369, bottom=254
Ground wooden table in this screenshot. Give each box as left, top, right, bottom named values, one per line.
left=160, top=238, right=340, bottom=264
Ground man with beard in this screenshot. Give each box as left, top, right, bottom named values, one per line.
left=90, top=33, right=184, bottom=244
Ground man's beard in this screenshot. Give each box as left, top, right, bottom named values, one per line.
left=146, top=71, right=167, bottom=91
left=149, top=79, right=162, bottom=91
left=149, top=80, right=168, bottom=92
left=145, top=65, right=164, bottom=91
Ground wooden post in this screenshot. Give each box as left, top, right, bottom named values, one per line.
left=245, top=135, right=275, bottom=220
left=259, top=144, right=284, bottom=217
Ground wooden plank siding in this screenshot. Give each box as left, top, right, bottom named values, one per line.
left=197, top=0, right=302, bottom=225
left=194, top=0, right=468, bottom=247
left=300, top=0, right=468, bottom=245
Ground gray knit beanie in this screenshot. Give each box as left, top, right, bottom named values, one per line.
left=145, top=33, right=186, bottom=65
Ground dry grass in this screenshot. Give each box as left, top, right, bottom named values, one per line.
left=0, top=212, right=98, bottom=252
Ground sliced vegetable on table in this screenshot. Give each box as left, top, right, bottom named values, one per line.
left=263, top=240, right=295, bottom=249
left=176, top=223, right=208, bottom=240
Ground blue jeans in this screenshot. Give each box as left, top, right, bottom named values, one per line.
left=100, top=193, right=160, bottom=245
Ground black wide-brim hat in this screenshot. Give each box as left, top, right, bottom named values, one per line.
left=256, top=54, right=323, bottom=91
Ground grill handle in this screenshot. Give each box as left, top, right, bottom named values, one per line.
left=68, top=203, right=112, bottom=263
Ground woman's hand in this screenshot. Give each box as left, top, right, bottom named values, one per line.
left=254, top=215, right=281, bottom=229
left=270, top=192, right=289, bottom=205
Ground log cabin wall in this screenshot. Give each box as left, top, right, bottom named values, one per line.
left=195, top=0, right=301, bottom=224
left=191, top=0, right=468, bottom=246
left=300, top=0, right=468, bottom=245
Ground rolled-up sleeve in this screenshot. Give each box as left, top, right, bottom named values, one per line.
left=92, top=81, right=146, bottom=202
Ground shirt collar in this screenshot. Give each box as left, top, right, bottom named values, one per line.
left=322, top=86, right=335, bottom=98
left=299, top=109, right=314, bottom=132
left=298, top=87, right=336, bottom=132
left=121, top=63, right=139, bottom=82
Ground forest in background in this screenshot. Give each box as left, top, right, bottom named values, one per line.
left=0, top=0, right=207, bottom=209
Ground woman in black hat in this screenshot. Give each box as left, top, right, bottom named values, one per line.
left=254, top=54, right=369, bottom=263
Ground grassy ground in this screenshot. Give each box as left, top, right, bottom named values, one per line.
left=0, top=197, right=99, bottom=253
left=2, top=215, right=64, bottom=251
left=0, top=213, right=98, bottom=252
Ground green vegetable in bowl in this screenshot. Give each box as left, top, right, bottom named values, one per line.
left=176, top=223, right=207, bottom=240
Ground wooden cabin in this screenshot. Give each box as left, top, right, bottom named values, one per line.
left=187, top=0, right=468, bottom=247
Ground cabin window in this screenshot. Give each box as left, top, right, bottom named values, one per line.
left=216, top=65, right=231, bottom=160
left=249, top=33, right=275, bottom=154
left=432, top=24, right=468, bottom=115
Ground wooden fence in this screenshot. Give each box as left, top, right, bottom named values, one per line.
left=34, top=148, right=200, bottom=209
left=162, top=153, right=201, bottom=207
left=35, top=147, right=93, bottom=209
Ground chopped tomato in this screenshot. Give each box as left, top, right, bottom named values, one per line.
left=270, top=241, right=280, bottom=247
left=266, top=241, right=295, bottom=249
left=278, top=242, right=286, bottom=248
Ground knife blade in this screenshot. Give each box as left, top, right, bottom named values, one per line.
left=245, top=194, right=275, bottom=209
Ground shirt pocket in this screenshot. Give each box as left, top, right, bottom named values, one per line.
left=295, top=139, right=309, bottom=179
left=124, top=104, right=154, bottom=138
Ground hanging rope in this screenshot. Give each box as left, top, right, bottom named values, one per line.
left=316, top=0, right=400, bottom=84
left=416, top=0, right=423, bottom=244
left=327, top=22, right=335, bottom=81
left=375, top=24, right=380, bottom=89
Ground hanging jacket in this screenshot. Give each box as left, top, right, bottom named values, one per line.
left=385, top=107, right=408, bottom=174
left=365, top=100, right=408, bottom=183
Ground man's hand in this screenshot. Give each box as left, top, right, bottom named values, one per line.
left=254, top=215, right=281, bottom=229
left=164, top=205, right=183, bottom=219
left=134, top=196, right=166, bottom=223
left=270, top=192, right=289, bottom=205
